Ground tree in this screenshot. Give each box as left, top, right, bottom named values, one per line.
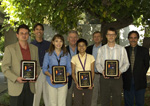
left=1, top=0, right=150, bottom=43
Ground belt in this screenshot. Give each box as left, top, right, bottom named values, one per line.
left=95, top=72, right=100, bottom=74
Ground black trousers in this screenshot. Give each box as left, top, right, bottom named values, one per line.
left=10, top=82, right=34, bottom=106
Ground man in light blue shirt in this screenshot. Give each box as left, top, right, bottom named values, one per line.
left=86, top=31, right=103, bottom=106
left=66, top=30, right=79, bottom=106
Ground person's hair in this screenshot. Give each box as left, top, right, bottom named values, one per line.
left=128, top=31, right=139, bottom=39
left=106, top=27, right=117, bottom=35
left=33, top=23, right=44, bottom=31
left=68, top=30, right=78, bottom=36
left=48, top=34, right=67, bottom=56
left=93, top=31, right=102, bottom=37
left=17, top=24, right=29, bottom=34
left=76, top=38, right=88, bottom=46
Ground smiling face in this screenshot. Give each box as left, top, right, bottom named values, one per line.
left=52, top=37, right=63, bottom=50
left=93, top=33, right=103, bottom=44
left=16, top=28, right=29, bottom=42
left=33, top=25, right=44, bottom=39
left=67, top=33, right=78, bottom=46
left=106, top=30, right=117, bottom=43
left=78, top=42, right=87, bottom=54
left=128, top=33, right=139, bottom=47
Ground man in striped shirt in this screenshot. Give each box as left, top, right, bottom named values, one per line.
left=96, top=27, right=129, bottom=106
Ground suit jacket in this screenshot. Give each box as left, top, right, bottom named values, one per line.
left=66, top=45, right=78, bottom=89
left=2, top=42, right=41, bottom=96
left=86, top=44, right=104, bottom=55
left=122, top=45, right=149, bottom=91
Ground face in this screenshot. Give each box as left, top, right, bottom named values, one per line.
left=67, top=33, right=78, bottom=46
left=106, top=30, right=117, bottom=43
left=93, top=33, right=103, bottom=44
left=52, top=37, right=63, bottom=50
left=78, top=42, right=87, bottom=53
left=128, top=33, right=139, bottom=47
left=16, top=28, right=29, bottom=42
left=34, top=25, right=44, bottom=39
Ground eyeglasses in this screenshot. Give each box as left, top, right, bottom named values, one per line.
left=107, top=34, right=116, bottom=36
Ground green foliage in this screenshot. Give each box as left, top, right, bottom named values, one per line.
left=0, top=92, right=10, bottom=106
left=0, top=36, right=4, bottom=53
left=1, top=0, right=150, bottom=34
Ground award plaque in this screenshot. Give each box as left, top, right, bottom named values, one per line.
left=21, top=60, right=37, bottom=81
left=78, top=71, right=92, bottom=88
left=52, top=66, right=67, bottom=84
left=105, top=60, right=119, bottom=77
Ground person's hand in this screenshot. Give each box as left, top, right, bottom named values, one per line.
left=76, top=83, right=82, bottom=90
left=102, top=71, right=110, bottom=79
left=16, top=77, right=27, bottom=83
left=29, top=75, right=38, bottom=83
left=114, top=71, right=121, bottom=79
left=88, top=83, right=94, bottom=89
left=50, top=76, right=55, bottom=85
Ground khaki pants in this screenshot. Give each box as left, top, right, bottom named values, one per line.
left=47, top=83, right=68, bottom=106
left=33, top=71, right=49, bottom=106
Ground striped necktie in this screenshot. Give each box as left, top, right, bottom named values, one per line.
left=130, top=47, right=135, bottom=72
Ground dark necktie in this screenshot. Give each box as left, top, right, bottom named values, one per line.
left=130, top=47, right=135, bottom=72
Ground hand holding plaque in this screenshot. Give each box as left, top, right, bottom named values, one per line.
left=78, top=71, right=92, bottom=88
left=104, top=60, right=119, bottom=77
left=21, top=60, right=37, bottom=81
left=52, top=66, right=67, bottom=84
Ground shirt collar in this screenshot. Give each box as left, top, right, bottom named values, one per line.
left=54, top=50, right=63, bottom=57
left=34, top=39, right=44, bottom=44
left=106, top=43, right=119, bottom=49
left=93, top=43, right=102, bottom=48
left=19, top=43, right=29, bottom=50
left=78, top=53, right=86, bottom=58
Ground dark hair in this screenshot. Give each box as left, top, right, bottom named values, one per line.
left=106, top=27, right=117, bottom=35
left=128, top=31, right=139, bottom=39
left=48, top=34, right=67, bottom=56
left=93, top=31, right=102, bottom=37
left=76, top=38, right=88, bottom=46
left=33, top=23, right=44, bottom=31
left=68, top=30, right=78, bottom=36
left=17, top=24, right=29, bottom=34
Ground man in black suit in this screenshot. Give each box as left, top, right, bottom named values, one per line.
left=66, top=30, right=79, bottom=106
left=122, top=31, right=149, bottom=106
left=86, top=31, right=103, bottom=106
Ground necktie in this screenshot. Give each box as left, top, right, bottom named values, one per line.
left=130, top=47, right=135, bottom=72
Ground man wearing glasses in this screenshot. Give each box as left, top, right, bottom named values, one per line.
left=96, top=27, right=129, bottom=106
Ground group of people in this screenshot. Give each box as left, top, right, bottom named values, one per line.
left=1, top=23, right=149, bottom=106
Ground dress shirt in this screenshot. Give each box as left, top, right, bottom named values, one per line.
left=96, top=44, right=129, bottom=73
left=42, top=50, right=71, bottom=88
left=69, top=46, right=77, bottom=58
left=92, top=43, right=102, bottom=72
left=31, top=39, right=50, bottom=67
left=71, top=53, right=95, bottom=80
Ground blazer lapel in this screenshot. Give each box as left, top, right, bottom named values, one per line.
left=15, top=42, right=23, bottom=61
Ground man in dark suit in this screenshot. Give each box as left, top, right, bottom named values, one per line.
left=66, top=30, right=79, bottom=106
left=86, top=31, right=103, bottom=106
left=122, top=31, right=149, bottom=106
